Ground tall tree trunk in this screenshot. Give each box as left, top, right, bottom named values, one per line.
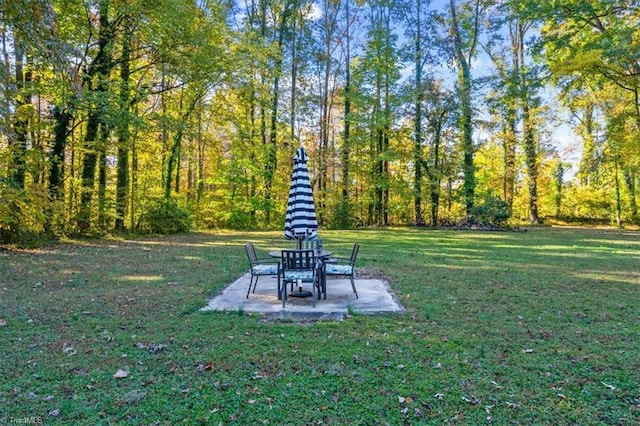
left=78, top=0, right=113, bottom=232
left=115, top=24, right=131, bottom=231
left=450, top=0, right=478, bottom=218
left=614, top=157, right=622, bottom=227
left=264, top=1, right=292, bottom=224
left=554, top=162, right=564, bottom=217
left=11, top=47, right=30, bottom=189
left=49, top=106, right=71, bottom=198
left=97, top=125, right=109, bottom=229
left=503, top=109, right=517, bottom=209
left=518, top=23, right=540, bottom=224
left=340, top=0, right=352, bottom=227
left=522, top=102, right=539, bottom=224
left=130, top=129, right=138, bottom=230
left=578, top=103, right=595, bottom=186
left=197, top=122, right=205, bottom=203
left=413, top=0, right=425, bottom=226
left=319, top=14, right=331, bottom=224
left=623, top=168, right=637, bottom=221
left=429, top=111, right=445, bottom=226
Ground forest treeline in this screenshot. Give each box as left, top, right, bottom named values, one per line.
left=1, top=0, right=638, bottom=243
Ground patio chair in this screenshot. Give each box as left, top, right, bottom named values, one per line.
left=280, top=249, right=317, bottom=308
left=324, top=243, right=359, bottom=298
left=244, top=243, right=280, bottom=298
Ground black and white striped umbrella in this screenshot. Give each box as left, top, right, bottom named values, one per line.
left=284, top=147, right=318, bottom=244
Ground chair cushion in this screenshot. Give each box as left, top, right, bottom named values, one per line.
left=252, top=264, right=279, bottom=275
left=325, top=264, right=353, bottom=275
left=283, top=270, right=314, bottom=281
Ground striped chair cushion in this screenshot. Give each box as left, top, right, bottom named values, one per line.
left=325, top=264, right=353, bottom=275
left=252, top=264, right=279, bottom=275
left=283, top=270, right=314, bottom=281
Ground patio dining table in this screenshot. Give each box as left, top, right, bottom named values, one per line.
left=269, top=249, right=333, bottom=300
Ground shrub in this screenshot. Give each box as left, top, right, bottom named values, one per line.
left=0, top=181, right=50, bottom=245
left=138, top=198, right=192, bottom=235
left=470, top=195, right=511, bottom=227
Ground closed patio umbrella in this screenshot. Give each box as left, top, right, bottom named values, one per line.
left=284, top=147, right=318, bottom=249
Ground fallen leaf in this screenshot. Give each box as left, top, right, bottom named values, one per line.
left=601, top=382, right=616, bottom=390
left=197, top=362, right=214, bottom=372
left=0, top=319, right=6, bottom=326
left=113, top=369, right=129, bottom=379
left=398, top=396, right=406, bottom=403
left=462, top=395, right=480, bottom=405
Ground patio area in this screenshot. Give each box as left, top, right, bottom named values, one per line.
left=201, top=273, right=405, bottom=319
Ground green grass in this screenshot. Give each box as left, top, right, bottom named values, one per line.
left=1, top=227, right=639, bottom=424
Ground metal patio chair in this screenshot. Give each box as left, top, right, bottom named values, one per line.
left=280, top=249, right=318, bottom=308
left=244, top=243, right=280, bottom=298
left=324, top=243, right=359, bottom=298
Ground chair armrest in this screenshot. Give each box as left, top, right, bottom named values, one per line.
left=255, top=257, right=278, bottom=263
left=325, top=256, right=349, bottom=263
left=326, top=259, right=353, bottom=266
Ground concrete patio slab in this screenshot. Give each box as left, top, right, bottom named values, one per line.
left=201, top=273, right=404, bottom=319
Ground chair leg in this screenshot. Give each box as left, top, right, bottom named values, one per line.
left=277, top=273, right=282, bottom=301
left=281, top=281, right=287, bottom=308
left=350, top=276, right=358, bottom=298
left=246, top=275, right=256, bottom=298
left=277, top=277, right=282, bottom=301
left=252, top=275, right=260, bottom=293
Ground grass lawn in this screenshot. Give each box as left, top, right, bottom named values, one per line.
left=1, top=227, right=639, bottom=424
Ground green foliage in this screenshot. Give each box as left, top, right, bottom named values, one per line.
left=0, top=180, right=51, bottom=245
left=328, top=201, right=355, bottom=230
left=137, top=198, right=192, bottom=235
left=469, top=194, right=511, bottom=227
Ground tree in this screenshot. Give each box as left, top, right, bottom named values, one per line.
left=399, top=0, right=435, bottom=225
left=514, top=0, right=640, bottom=224
left=447, top=0, right=483, bottom=218
left=77, top=0, right=116, bottom=232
